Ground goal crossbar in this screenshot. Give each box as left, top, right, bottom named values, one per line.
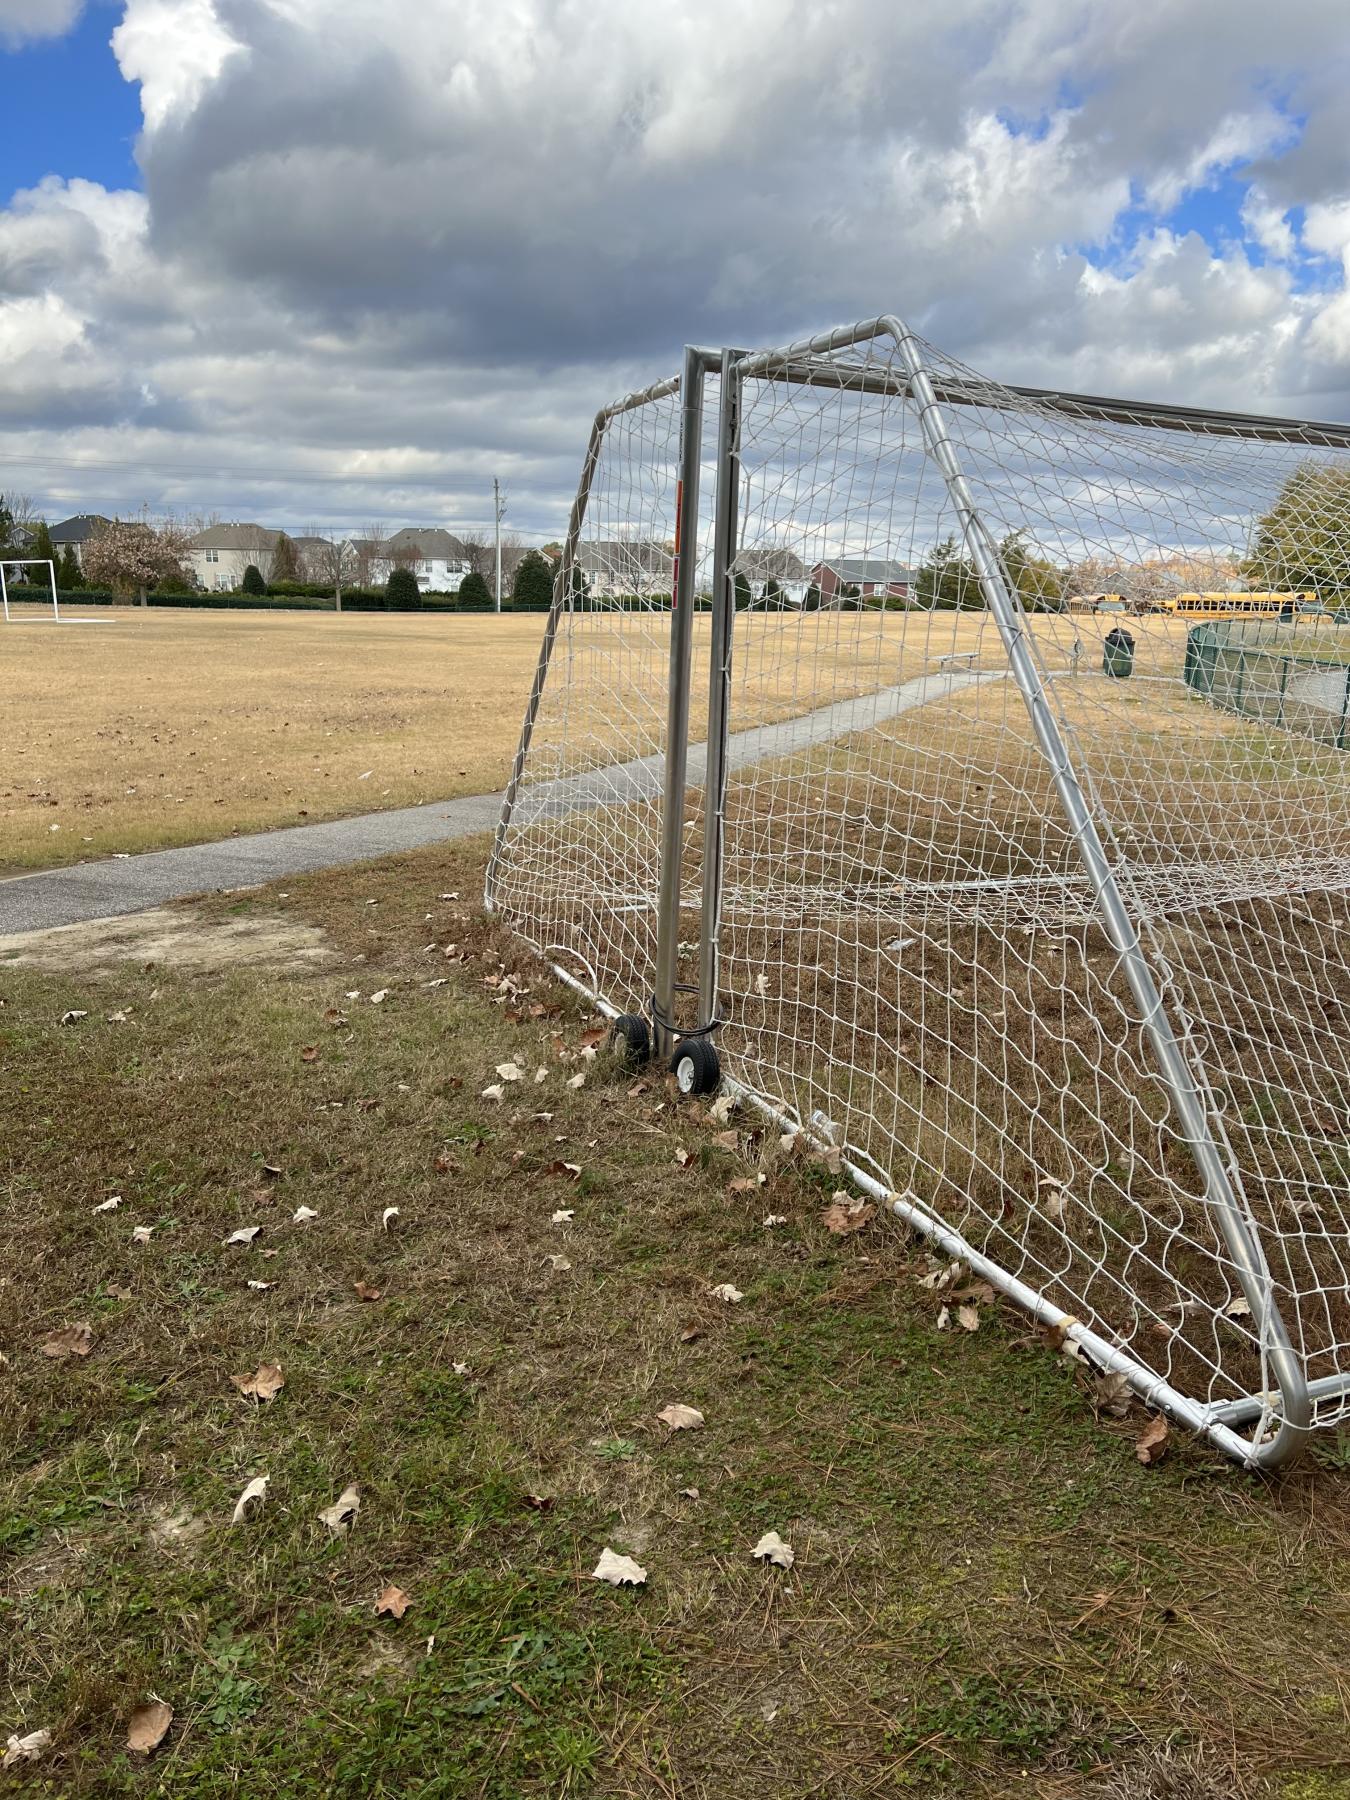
left=487, top=313, right=1350, bottom=1469
left=0, top=558, right=60, bottom=622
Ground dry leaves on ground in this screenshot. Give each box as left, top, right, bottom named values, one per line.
left=752, top=1531, right=795, bottom=1569
left=656, top=1403, right=705, bottom=1431
left=230, top=1363, right=285, bottom=1403
left=1136, top=1414, right=1170, bottom=1465
left=709, top=1283, right=744, bottom=1303
left=231, top=1475, right=269, bottom=1524
left=126, top=1700, right=173, bottom=1755
left=318, top=1484, right=361, bottom=1535
left=374, top=1585, right=411, bottom=1619
left=353, top=1281, right=383, bottom=1302
left=1092, top=1371, right=1134, bottom=1419
left=40, top=1322, right=93, bottom=1359
left=823, top=1193, right=875, bottom=1236
left=223, top=1226, right=263, bottom=1248
left=591, top=1548, right=647, bottom=1586
left=3, top=1730, right=52, bottom=1769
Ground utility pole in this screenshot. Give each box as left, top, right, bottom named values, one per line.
left=493, top=478, right=506, bottom=613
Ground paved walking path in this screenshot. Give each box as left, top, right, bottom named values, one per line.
left=0, top=668, right=999, bottom=936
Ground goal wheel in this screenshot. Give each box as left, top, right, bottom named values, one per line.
left=670, top=1037, right=720, bottom=1096
left=611, top=1013, right=651, bottom=1066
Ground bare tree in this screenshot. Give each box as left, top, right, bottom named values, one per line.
left=301, top=532, right=356, bottom=611
left=457, top=529, right=493, bottom=579
left=499, top=530, right=526, bottom=586
left=352, top=524, right=388, bottom=589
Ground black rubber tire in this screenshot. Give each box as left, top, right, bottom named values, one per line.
left=611, top=1013, right=651, bottom=1066
left=670, top=1036, right=720, bottom=1096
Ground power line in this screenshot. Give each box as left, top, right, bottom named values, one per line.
left=0, top=446, right=554, bottom=493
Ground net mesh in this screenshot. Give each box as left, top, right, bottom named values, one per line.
left=490, top=324, right=1350, bottom=1433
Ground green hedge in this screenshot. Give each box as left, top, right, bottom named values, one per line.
left=4, top=585, right=552, bottom=615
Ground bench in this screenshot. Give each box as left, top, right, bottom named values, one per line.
left=933, top=651, right=978, bottom=675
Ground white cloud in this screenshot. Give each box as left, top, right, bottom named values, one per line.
left=1, top=0, right=1350, bottom=530
left=0, top=0, right=83, bottom=47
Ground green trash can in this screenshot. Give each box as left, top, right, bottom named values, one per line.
left=1103, top=626, right=1135, bottom=679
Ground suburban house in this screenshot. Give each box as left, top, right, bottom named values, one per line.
left=290, top=535, right=348, bottom=582
left=575, top=540, right=674, bottom=598
left=189, top=523, right=285, bottom=590
left=49, top=514, right=111, bottom=571
left=373, top=527, right=471, bottom=592
left=736, top=547, right=810, bottom=604
left=810, top=556, right=917, bottom=602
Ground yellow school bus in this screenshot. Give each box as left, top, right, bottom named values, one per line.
left=1160, top=592, right=1310, bottom=619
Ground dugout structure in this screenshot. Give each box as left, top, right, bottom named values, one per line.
left=486, top=316, right=1350, bottom=1469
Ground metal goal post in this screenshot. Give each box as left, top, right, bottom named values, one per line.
left=1, top=558, right=60, bottom=622
left=486, top=314, right=1350, bottom=1470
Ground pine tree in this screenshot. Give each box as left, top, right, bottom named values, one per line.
left=914, top=537, right=982, bottom=610
left=241, top=564, right=267, bottom=596
left=27, top=521, right=56, bottom=570
left=386, top=565, right=421, bottom=607
left=511, top=549, right=554, bottom=607
left=459, top=569, right=492, bottom=606
left=764, top=576, right=784, bottom=607
left=58, top=545, right=83, bottom=589
left=733, top=569, right=752, bottom=610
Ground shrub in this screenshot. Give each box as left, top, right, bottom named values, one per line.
left=511, top=549, right=554, bottom=608
left=458, top=569, right=492, bottom=606
left=241, top=564, right=267, bottom=596
left=386, top=566, right=422, bottom=608
left=154, top=571, right=195, bottom=595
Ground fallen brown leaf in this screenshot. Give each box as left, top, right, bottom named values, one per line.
left=231, top=1362, right=285, bottom=1403
left=41, top=1322, right=93, bottom=1359
left=126, top=1700, right=173, bottom=1755
left=822, top=1194, right=875, bottom=1236
left=374, top=1584, right=410, bottom=1619
left=353, top=1281, right=383, bottom=1302
left=1135, top=1413, right=1170, bottom=1465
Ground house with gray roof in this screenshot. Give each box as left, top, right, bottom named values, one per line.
left=374, top=527, right=471, bottom=592
left=189, top=523, right=286, bottom=590
left=49, top=514, right=111, bottom=572
left=811, top=556, right=918, bottom=603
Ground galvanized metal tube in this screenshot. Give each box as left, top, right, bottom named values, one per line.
left=697, top=349, right=741, bottom=1027
left=651, top=345, right=711, bottom=1056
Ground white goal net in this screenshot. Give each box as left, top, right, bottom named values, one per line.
left=0, top=558, right=59, bottom=621
left=488, top=317, right=1350, bottom=1468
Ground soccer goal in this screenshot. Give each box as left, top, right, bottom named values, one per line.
left=1, top=558, right=60, bottom=621
left=486, top=316, right=1350, bottom=1469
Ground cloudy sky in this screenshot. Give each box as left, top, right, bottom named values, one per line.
left=2, top=0, right=1350, bottom=538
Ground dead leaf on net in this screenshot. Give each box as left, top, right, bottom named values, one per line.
left=822, top=1194, right=875, bottom=1236
left=1135, top=1414, right=1170, bottom=1465
left=751, top=1531, right=794, bottom=1569
left=126, top=1699, right=173, bottom=1755
left=709, top=1282, right=744, bottom=1304
left=353, top=1281, right=383, bottom=1302
left=41, top=1322, right=94, bottom=1360
left=3, top=1729, right=53, bottom=1769
left=231, top=1475, right=269, bottom=1524
left=1092, top=1371, right=1134, bottom=1418
left=231, top=1362, right=285, bottom=1403
left=374, top=1584, right=411, bottom=1619
left=318, top=1483, right=361, bottom=1534
left=656, top=1403, right=705, bottom=1431
left=591, top=1547, right=647, bottom=1586
left=1223, top=1295, right=1253, bottom=1321
left=223, top=1225, right=263, bottom=1248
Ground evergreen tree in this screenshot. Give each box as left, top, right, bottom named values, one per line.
left=241, top=563, right=267, bottom=596
left=998, top=530, right=1065, bottom=612
left=271, top=533, right=301, bottom=584
left=386, top=565, right=421, bottom=607
left=27, top=521, right=56, bottom=570
left=733, top=569, right=753, bottom=609
left=764, top=576, right=784, bottom=607
left=801, top=582, right=822, bottom=611
left=58, top=544, right=84, bottom=589
left=0, top=496, right=14, bottom=555
left=914, top=536, right=982, bottom=609
left=459, top=569, right=492, bottom=606
left=511, top=549, right=554, bottom=607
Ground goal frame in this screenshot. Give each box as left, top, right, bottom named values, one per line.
left=0, top=557, right=60, bottom=622
left=488, top=313, right=1350, bottom=1469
